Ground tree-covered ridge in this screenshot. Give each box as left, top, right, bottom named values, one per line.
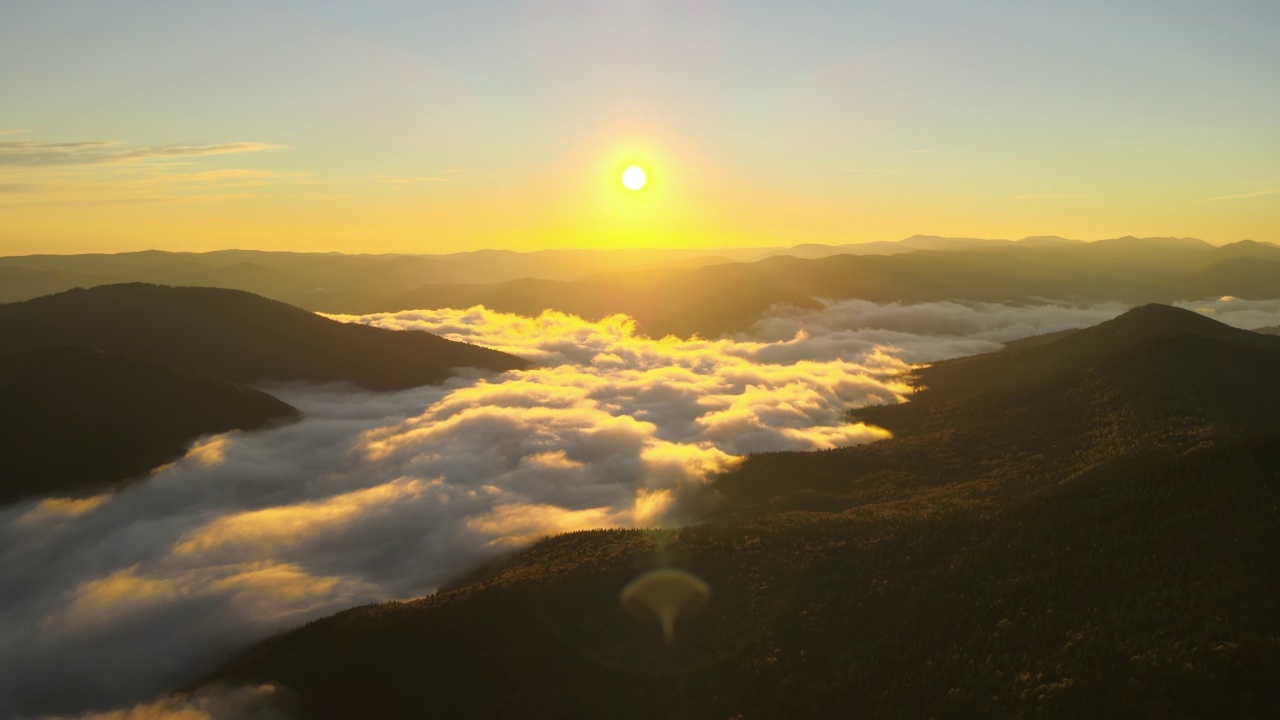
left=0, top=283, right=529, bottom=391
left=206, top=306, right=1280, bottom=718
left=0, top=346, right=297, bottom=504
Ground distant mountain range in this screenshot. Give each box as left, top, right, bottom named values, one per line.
left=0, top=247, right=743, bottom=306
left=207, top=305, right=1280, bottom=718
left=4, top=238, right=1277, bottom=336
left=384, top=238, right=1280, bottom=338
left=0, top=346, right=297, bottom=504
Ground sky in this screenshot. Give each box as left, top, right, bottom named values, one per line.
left=2, top=0, right=1278, bottom=255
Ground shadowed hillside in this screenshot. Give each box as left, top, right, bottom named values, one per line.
left=0, top=284, right=529, bottom=390
left=729, top=304, right=1280, bottom=519
left=856, top=303, right=1280, bottom=440
left=0, top=347, right=297, bottom=504
left=205, top=306, right=1280, bottom=718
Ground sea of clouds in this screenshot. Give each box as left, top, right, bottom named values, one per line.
left=5, top=296, right=1279, bottom=718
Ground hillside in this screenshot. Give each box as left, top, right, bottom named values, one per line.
left=0, top=284, right=529, bottom=390
left=0, top=347, right=297, bottom=504
left=860, top=303, right=1280, bottom=436
left=729, top=304, right=1280, bottom=519
left=205, top=306, right=1280, bottom=718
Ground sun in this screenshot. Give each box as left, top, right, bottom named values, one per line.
left=621, top=165, right=647, bottom=191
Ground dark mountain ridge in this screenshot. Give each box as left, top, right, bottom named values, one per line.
left=0, top=284, right=529, bottom=390
left=0, top=346, right=297, bottom=504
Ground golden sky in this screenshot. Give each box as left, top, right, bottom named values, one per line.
left=2, top=1, right=1278, bottom=254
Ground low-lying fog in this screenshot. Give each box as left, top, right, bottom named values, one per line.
left=6, top=297, right=1279, bottom=718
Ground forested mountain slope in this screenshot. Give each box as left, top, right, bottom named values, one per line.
left=207, top=306, right=1280, bottom=718
left=0, top=284, right=529, bottom=390
left=0, top=347, right=297, bottom=504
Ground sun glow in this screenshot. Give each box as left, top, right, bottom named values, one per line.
left=621, top=165, right=647, bottom=191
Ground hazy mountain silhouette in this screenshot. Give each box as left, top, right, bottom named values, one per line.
left=379, top=249, right=1125, bottom=337
left=376, top=239, right=1280, bottom=337
left=206, top=306, right=1280, bottom=718
left=1015, top=234, right=1083, bottom=246
left=0, top=346, right=297, bottom=504
left=1213, top=239, right=1280, bottom=260
left=6, top=238, right=1276, bottom=330
left=0, top=247, right=757, bottom=309
left=383, top=268, right=824, bottom=339
left=1183, top=257, right=1280, bottom=299
left=0, top=265, right=104, bottom=303
left=0, top=284, right=528, bottom=390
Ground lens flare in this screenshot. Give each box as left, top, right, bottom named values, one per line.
left=620, top=568, right=710, bottom=645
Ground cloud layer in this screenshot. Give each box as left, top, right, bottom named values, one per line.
left=1173, top=295, right=1280, bottom=328
left=5, top=298, right=1280, bottom=717
left=0, top=140, right=282, bottom=167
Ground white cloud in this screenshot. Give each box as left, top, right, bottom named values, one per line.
left=1174, top=296, right=1280, bottom=328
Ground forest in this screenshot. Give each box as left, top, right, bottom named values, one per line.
left=205, top=305, right=1280, bottom=718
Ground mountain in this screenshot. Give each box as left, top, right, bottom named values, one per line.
left=2, top=238, right=1275, bottom=340
left=836, top=304, right=1280, bottom=484
left=0, top=284, right=529, bottom=390
left=717, top=303, right=1280, bottom=522
left=1092, top=235, right=1214, bottom=251
left=1214, top=239, right=1280, bottom=260
left=0, top=247, right=770, bottom=308
left=1181, top=257, right=1280, bottom=299
left=380, top=238, right=1271, bottom=338
left=1015, top=235, right=1083, bottom=246
left=384, top=271, right=824, bottom=339
left=0, top=347, right=297, bottom=504
left=897, top=234, right=1014, bottom=250
left=0, top=265, right=107, bottom=303
left=1257, top=326, right=1280, bottom=336
left=379, top=251, right=1100, bottom=338
left=205, top=306, right=1280, bottom=718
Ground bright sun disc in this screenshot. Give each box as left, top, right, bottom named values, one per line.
left=622, top=165, right=647, bottom=191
